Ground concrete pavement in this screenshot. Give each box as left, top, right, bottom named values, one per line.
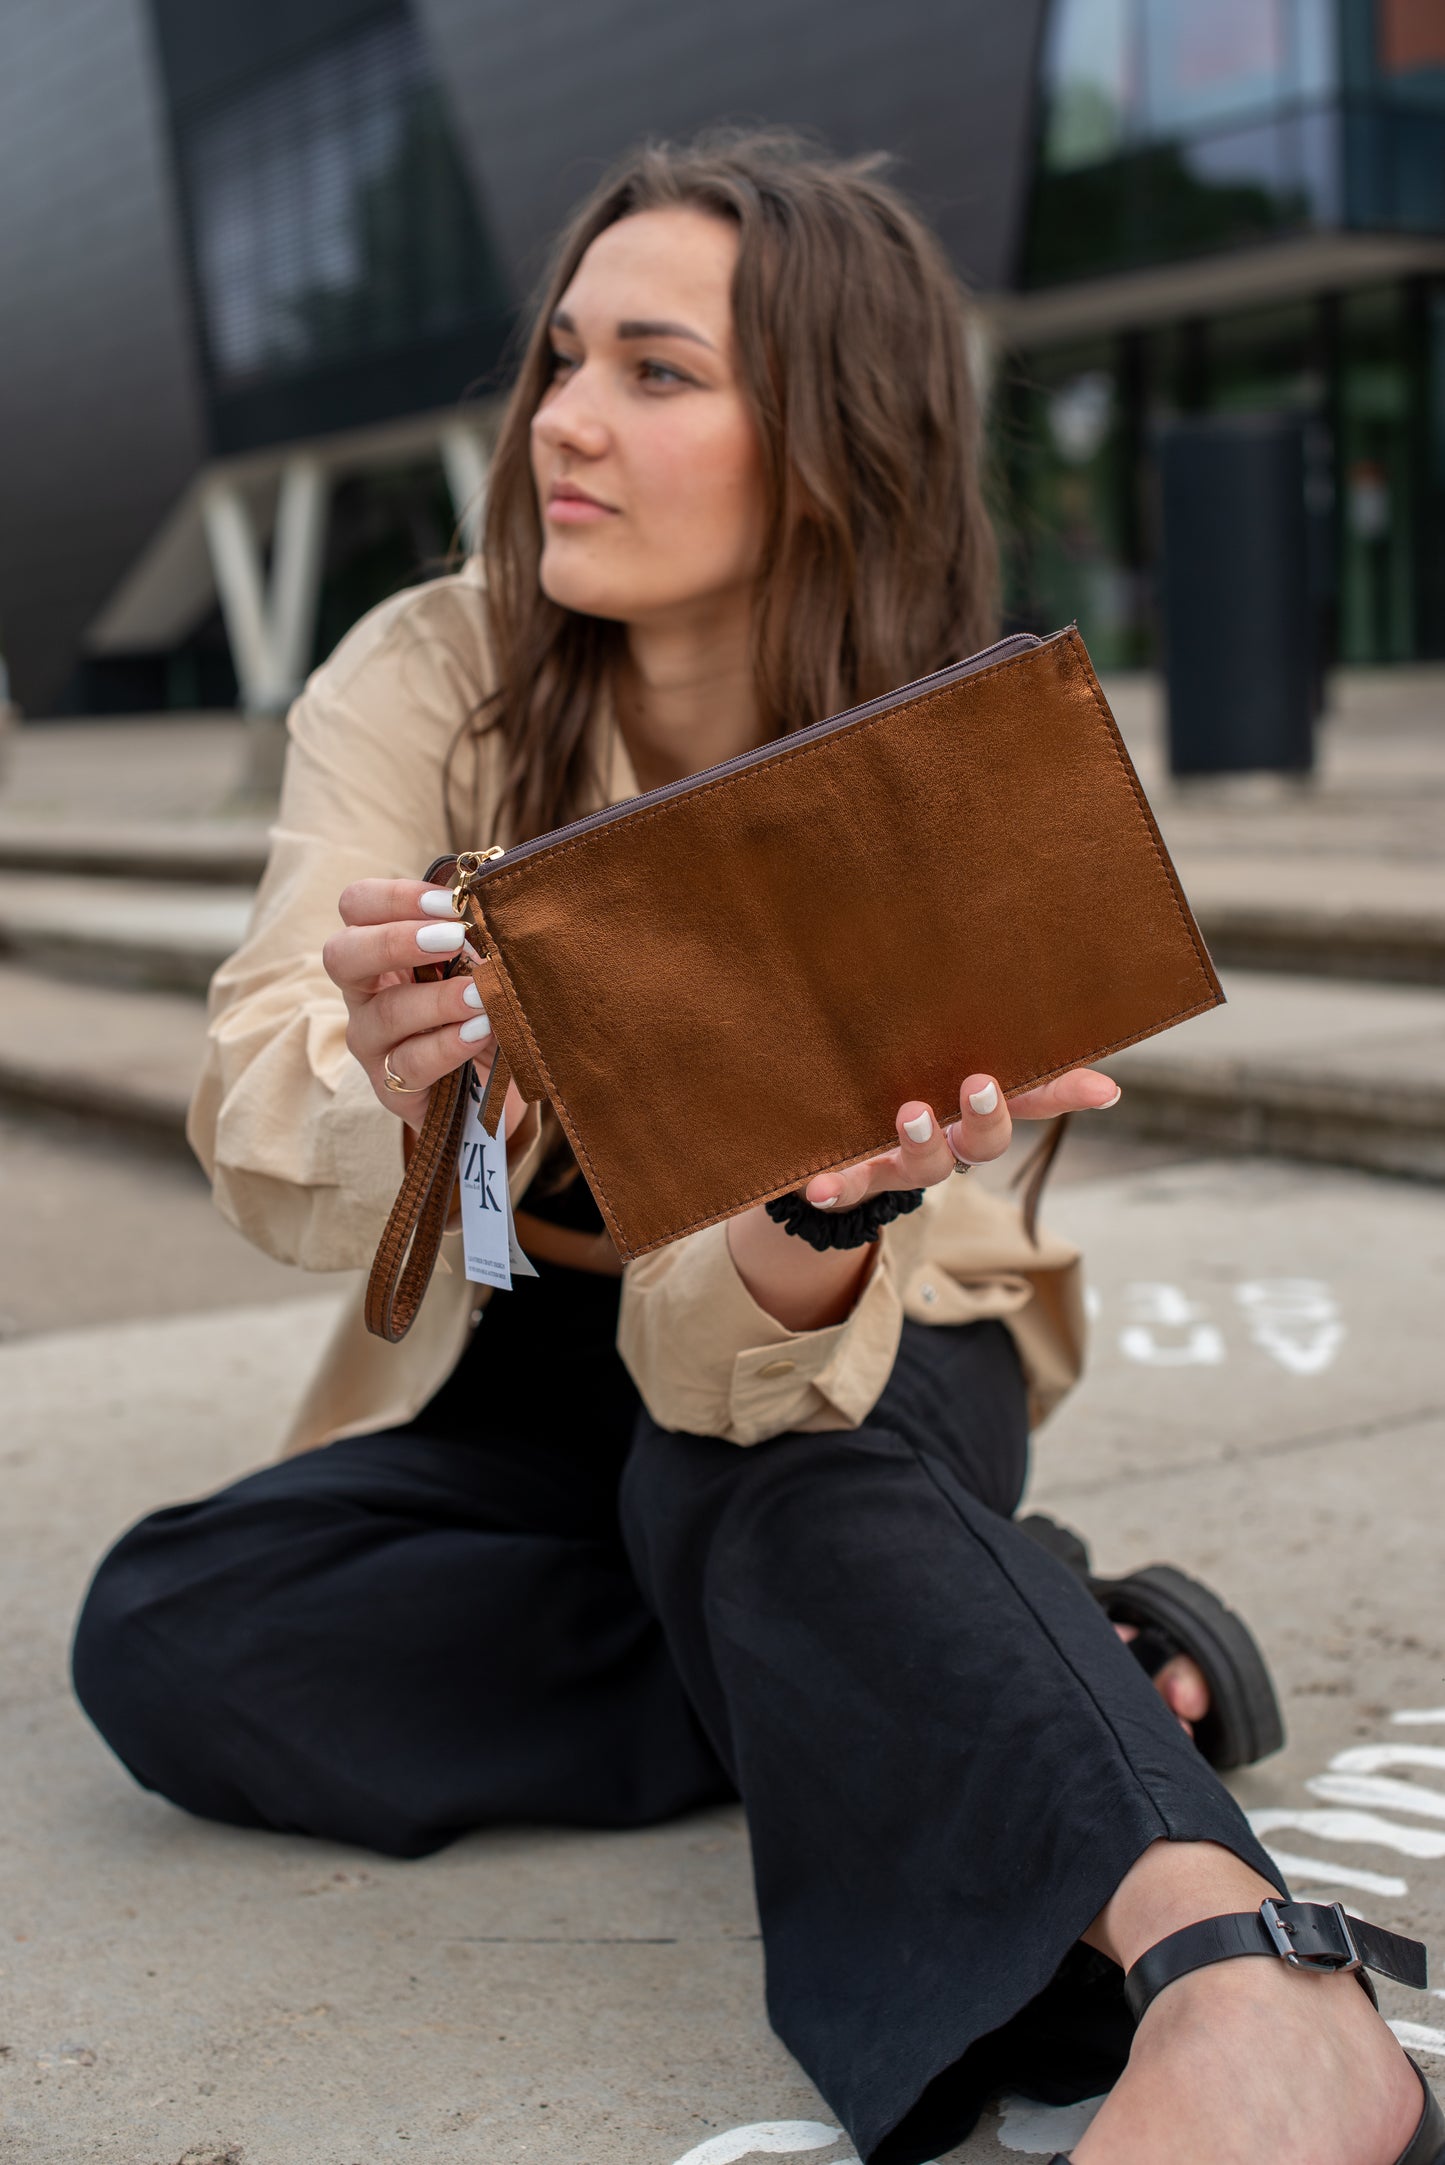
left=0, top=1103, right=354, bottom=1337
left=3, top=1150, right=1443, bottom=2163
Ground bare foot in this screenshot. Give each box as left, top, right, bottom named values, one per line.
left=1114, top=1620, right=1210, bottom=1738
left=1071, top=1958, right=1423, bottom=2165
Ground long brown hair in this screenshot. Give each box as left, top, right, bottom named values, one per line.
left=448, top=126, right=1000, bottom=1190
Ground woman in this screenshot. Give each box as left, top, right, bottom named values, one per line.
left=72, top=134, right=1435, bottom=2165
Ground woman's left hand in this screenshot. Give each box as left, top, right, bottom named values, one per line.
left=799, top=1068, right=1122, bottom=1209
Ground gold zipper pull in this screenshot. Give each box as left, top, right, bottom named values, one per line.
left=451, top=845, right=504, bottom=917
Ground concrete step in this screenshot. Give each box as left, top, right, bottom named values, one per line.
left=1103, top=969, right=1445, bottom=1181
left=0, top=814, right=269, bottom=885
left=0, top=871, right=253, bottom=993
left=1178, top=854, right=1445, bottom=988
left=0, top=962, right=204, bottom=1137
left=2, top=824, right=1442, bottom=985
left=1, top=957, right=1441, bottom=1185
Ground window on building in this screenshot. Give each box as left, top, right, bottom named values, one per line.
left=1028, top=0, right=1445, bottom=278
left=1141, top=0, right=1290, bottom=136
left=1039, top=0, right=1136, bottom=171
left=1027, top=0, right=1347, bottom=279
left=177, top=9, right=498, bottom=390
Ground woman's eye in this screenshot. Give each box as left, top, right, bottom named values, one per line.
left=638, top=359, right=689, bottom=388
left=546, top=346, right=577, bottom=377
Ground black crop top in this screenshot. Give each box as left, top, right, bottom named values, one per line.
left=408, top=1135, right=634, bottom=1454
left=517, top=1144, right=606, bottom=1234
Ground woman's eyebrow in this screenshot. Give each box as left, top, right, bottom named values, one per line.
left=549, top=307, right=715, bottom=351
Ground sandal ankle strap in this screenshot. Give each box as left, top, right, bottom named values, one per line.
left=1125, top=1898, right=1429, bottom=2022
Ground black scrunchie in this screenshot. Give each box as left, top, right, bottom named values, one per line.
left=763, top=1185, right=926, bottom=1252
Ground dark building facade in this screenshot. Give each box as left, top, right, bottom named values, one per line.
left=0, top=0, right=1440, bottom=713
left=997, top=0, right=1445, bottom=668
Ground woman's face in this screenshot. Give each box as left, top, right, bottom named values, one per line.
left=530, top=206, right=768, bottom=628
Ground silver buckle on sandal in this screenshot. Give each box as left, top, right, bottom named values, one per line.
left=1260, top=1898, right=1362, bottom=1974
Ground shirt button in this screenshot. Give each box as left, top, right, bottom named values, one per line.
left=920, top=1283, right=938, bottom=1304
left=758, top=1358, right=796, bottom=1378
left=469, top=1306, right=485, bottom=1327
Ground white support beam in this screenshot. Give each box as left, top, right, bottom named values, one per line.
left=200, top=483, right=272, bottom=711
left=270, top=458, right=329, bottom=695
left=201, top=457, right=330, bottom=714
left=440, top=424, right=491, bottom=554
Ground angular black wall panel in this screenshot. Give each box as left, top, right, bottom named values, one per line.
left=0, top=0, right=1047, bottom=712
left=0, top=0, right=207, bottom=711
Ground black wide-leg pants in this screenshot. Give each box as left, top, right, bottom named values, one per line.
left=72, top=1271, right=1281, bottom=2165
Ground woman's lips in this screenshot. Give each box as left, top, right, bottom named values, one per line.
left=546, top=486, right=617, bottom=524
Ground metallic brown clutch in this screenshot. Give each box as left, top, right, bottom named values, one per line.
left=366, top=626, right=1221, bottom=1340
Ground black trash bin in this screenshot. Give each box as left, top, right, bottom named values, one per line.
left=1156, top=414, right=1316, bottom=777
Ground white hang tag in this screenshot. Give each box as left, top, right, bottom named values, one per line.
left=459, top=1061, right=538, bottom=1289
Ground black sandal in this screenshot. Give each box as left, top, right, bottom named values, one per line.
left=1045, top=1897, right=1442, bottom=2163
left=1017, top=1513, right=1286, bottom=1771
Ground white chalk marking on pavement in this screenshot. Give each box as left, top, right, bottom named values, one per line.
left=1394, top=1709, right=1445, bottom=1725
left=1252, top=1846, right=1408, bottom=1898
left=1119, top=1322, right=1226, bottom=1366
left=1308, top=1773, right=1445, bottom=1823
left=1389, top=2021, right=1445, bottom=2057
left=997, top=2092, right=1108, bottom=2153
left=668, top=2124, right=846, bottom=2165
left=1249, top=1808, right=1445, bottom=1860
left=1099, top=1276, right=1347, bottom=1371
left=1329, top=1745, right=1445, bottom=1775
left=1119, top=1283, right=1224, bottom=1367
left=1234, top=1279, right=1344, bottom=1376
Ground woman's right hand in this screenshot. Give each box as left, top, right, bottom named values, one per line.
left=323, top=878, right=497, bottom=1129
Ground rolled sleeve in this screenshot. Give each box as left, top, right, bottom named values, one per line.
left=188, top=972, right=405, bottom=1271
left=618, top=1173, right=1088, bottom=1449
left=617, top=1219, right=904, bottom=1447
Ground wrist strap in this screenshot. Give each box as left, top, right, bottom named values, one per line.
left=1125, top=1899, right=1428, bottom=2022
left=364, top=1060, right=472, bottom=1341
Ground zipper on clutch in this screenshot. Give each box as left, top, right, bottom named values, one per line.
left=450, top=627, right=1047, bottom=902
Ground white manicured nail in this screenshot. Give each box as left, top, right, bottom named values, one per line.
left=903, top=1110, right=933, bottom=1143
left=813, top=1195, right=840, bottom=1208
left=459, top=1013, right=492, bottom=1042
left=1100, top=1084, right=1122, bottom=1108
left=416, top=922, right=465, bottom=952
left=419, top=888, right=456, bottom=917
left=968, top=1081, right=999, bottom=1116
left=462, top=980, right=486, bottom=1009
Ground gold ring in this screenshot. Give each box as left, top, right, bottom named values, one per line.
left=944, top=1120, right=974, bottom=1174
left=383, top=1052, right=426, bottom=1094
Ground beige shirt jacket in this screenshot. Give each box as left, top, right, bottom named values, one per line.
left=187, top=561, right=1088, bottom=1461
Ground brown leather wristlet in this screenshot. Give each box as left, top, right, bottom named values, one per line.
left=364, top=630, right=1221, bottom=1339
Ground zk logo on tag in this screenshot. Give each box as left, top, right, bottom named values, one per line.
left=459, top=1064, right=537, bottom=1291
